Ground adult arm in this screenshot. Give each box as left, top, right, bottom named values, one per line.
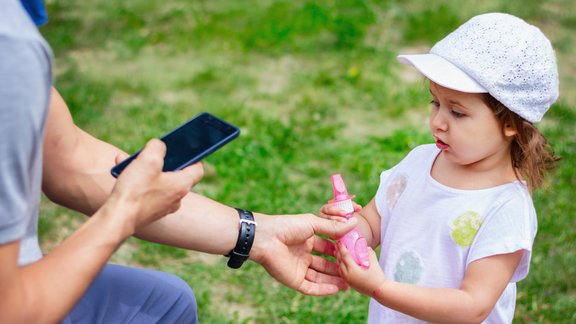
left=41, top=88, right=241, bottom=256
left=42, top=87, right=357, bottom=295
left=1, top=139, right=203, bottom=323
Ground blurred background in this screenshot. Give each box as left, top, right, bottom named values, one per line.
left=39, top=0, right=575, bottom=322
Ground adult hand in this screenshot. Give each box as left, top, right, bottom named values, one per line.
left=250, top=213, right=358, bottom=296
left=107, top=139, right=204, bottom=234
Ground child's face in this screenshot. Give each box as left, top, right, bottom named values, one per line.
left=428, top=81, right=514, bottom=169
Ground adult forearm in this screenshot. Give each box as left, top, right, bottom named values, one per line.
left=133, top=192, right=240, bottom=255
left=133, top=194, right=287, bottom=264
left=42, top=87, right=249, bottom=256
left=7, top=204, right=132, bottom=323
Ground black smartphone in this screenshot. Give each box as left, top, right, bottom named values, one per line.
left=111, top=112, right=240, bottom=177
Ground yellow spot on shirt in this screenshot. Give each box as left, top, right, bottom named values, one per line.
left=451, top=211, right=483, bottom=247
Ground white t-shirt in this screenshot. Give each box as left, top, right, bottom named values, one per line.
left=368, top=144, right=537, bottom=324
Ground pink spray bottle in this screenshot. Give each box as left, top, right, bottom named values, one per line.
left=329, top=174, right=370, bottom=268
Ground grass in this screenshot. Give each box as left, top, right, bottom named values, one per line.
left=39, top=0, right=575, bottom=322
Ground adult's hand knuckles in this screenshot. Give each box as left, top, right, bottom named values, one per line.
left=169, top=203, right=180, bottom=214
left=138, top=151, right=162, bottom=169
left=176, top=187, right=189, bottom=200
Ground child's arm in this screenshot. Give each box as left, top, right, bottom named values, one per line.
left=337, top=242, right=523, bottom=324
left=319, top=198, right=381, bottom=248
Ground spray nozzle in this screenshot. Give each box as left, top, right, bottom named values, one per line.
left=331, top=173, right=352, bottom=201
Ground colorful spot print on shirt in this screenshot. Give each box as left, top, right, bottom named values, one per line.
left=450, top=211, right=483, bottom=247
left=394, top=250, right=423, bottom=284
left=387, top=174, right=407, bottom=212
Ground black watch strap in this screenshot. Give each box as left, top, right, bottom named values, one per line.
left=227, top=208, right=257, bottom=269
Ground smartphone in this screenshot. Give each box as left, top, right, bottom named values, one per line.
left=111, top=112, right=240, bottom=177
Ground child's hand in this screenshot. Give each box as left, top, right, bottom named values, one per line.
left=335, top=242, right=386, bottom=297
left=318, top=202, right=362, bottom=221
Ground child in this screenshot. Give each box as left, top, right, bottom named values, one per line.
left=320, top=13, right=560, bottom=323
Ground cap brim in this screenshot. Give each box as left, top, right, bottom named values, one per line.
left=397, top=54, right=487, bottom=93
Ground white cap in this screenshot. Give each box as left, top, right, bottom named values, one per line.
left=398, top=13, right=559, bottom=123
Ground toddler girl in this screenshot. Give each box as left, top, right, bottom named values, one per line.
left=320, top=13, right=560, bottom=323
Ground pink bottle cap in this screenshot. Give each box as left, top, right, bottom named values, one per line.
left=330, top=173, right=353, bottom=202
left=329, top=174, right=355, bottom=216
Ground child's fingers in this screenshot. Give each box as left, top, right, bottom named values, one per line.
left=336, top=251, right=347, bottom=276
left=317, top=209, right=347, bottom=222
left=318, top=205, right=346, bottom=222
left=334, top=242, right=342, bottom=260
left=319, top=202, right=362, bottom=218
left=336, top=242, right=357, bottom=271
left=318, top=214, right=348, bottom=222
left=367, top=247, right=379, bottom=268
left=319, top=204, right=348, bottom=218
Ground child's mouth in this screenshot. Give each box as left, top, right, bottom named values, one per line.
left=436, top=139, right=449, bottom=150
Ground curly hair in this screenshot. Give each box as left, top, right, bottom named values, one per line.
left=483, top=94, right=561, bottom=191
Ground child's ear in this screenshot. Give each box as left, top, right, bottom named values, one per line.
left=504, top=124, right=517, bottom=137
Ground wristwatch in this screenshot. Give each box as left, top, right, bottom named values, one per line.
left=226, top=208, right=257, bottom=269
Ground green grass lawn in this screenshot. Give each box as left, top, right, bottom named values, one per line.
left=39, top=0, right=575, bottom=322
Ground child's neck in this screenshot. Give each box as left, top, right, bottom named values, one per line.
left=430, top=151, right=520, bottom=190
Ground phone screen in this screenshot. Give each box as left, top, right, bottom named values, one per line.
left=111, top=112, right=239, bottom=177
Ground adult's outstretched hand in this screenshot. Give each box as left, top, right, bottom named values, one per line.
left=250, top=213, right=357, bottom=296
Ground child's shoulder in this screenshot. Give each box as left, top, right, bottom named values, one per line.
left=386, top=143, right=438, bottom=174
left=410, top=143, right=437, bottom=153
left=403, top=143, right=438, bottom=161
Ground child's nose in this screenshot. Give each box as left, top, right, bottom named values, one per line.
left=430, top=109, right=448, bottom=132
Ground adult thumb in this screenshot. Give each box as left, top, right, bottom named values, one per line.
left=312, top=215, right=358, bottom=240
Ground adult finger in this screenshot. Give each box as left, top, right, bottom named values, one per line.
left=298, top=282, right=340, bottom=296
left=304, top=266, right=348, bottom=291
left=297, top=270, right=341, bottom=296
left=311, top=216, right=357, bottom=240
left=312, top=236, right=336, bottom=257
left=175, top=162, right=205, bottom=186
left=309, top=254, right=339, bottom=276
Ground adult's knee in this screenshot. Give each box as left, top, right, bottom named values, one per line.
left=160, top=273, right=198, bottom=324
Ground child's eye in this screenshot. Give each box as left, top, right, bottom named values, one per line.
left=451, top=110, right=465, bottom=118
left=430, top=100, right=440, bottom=108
